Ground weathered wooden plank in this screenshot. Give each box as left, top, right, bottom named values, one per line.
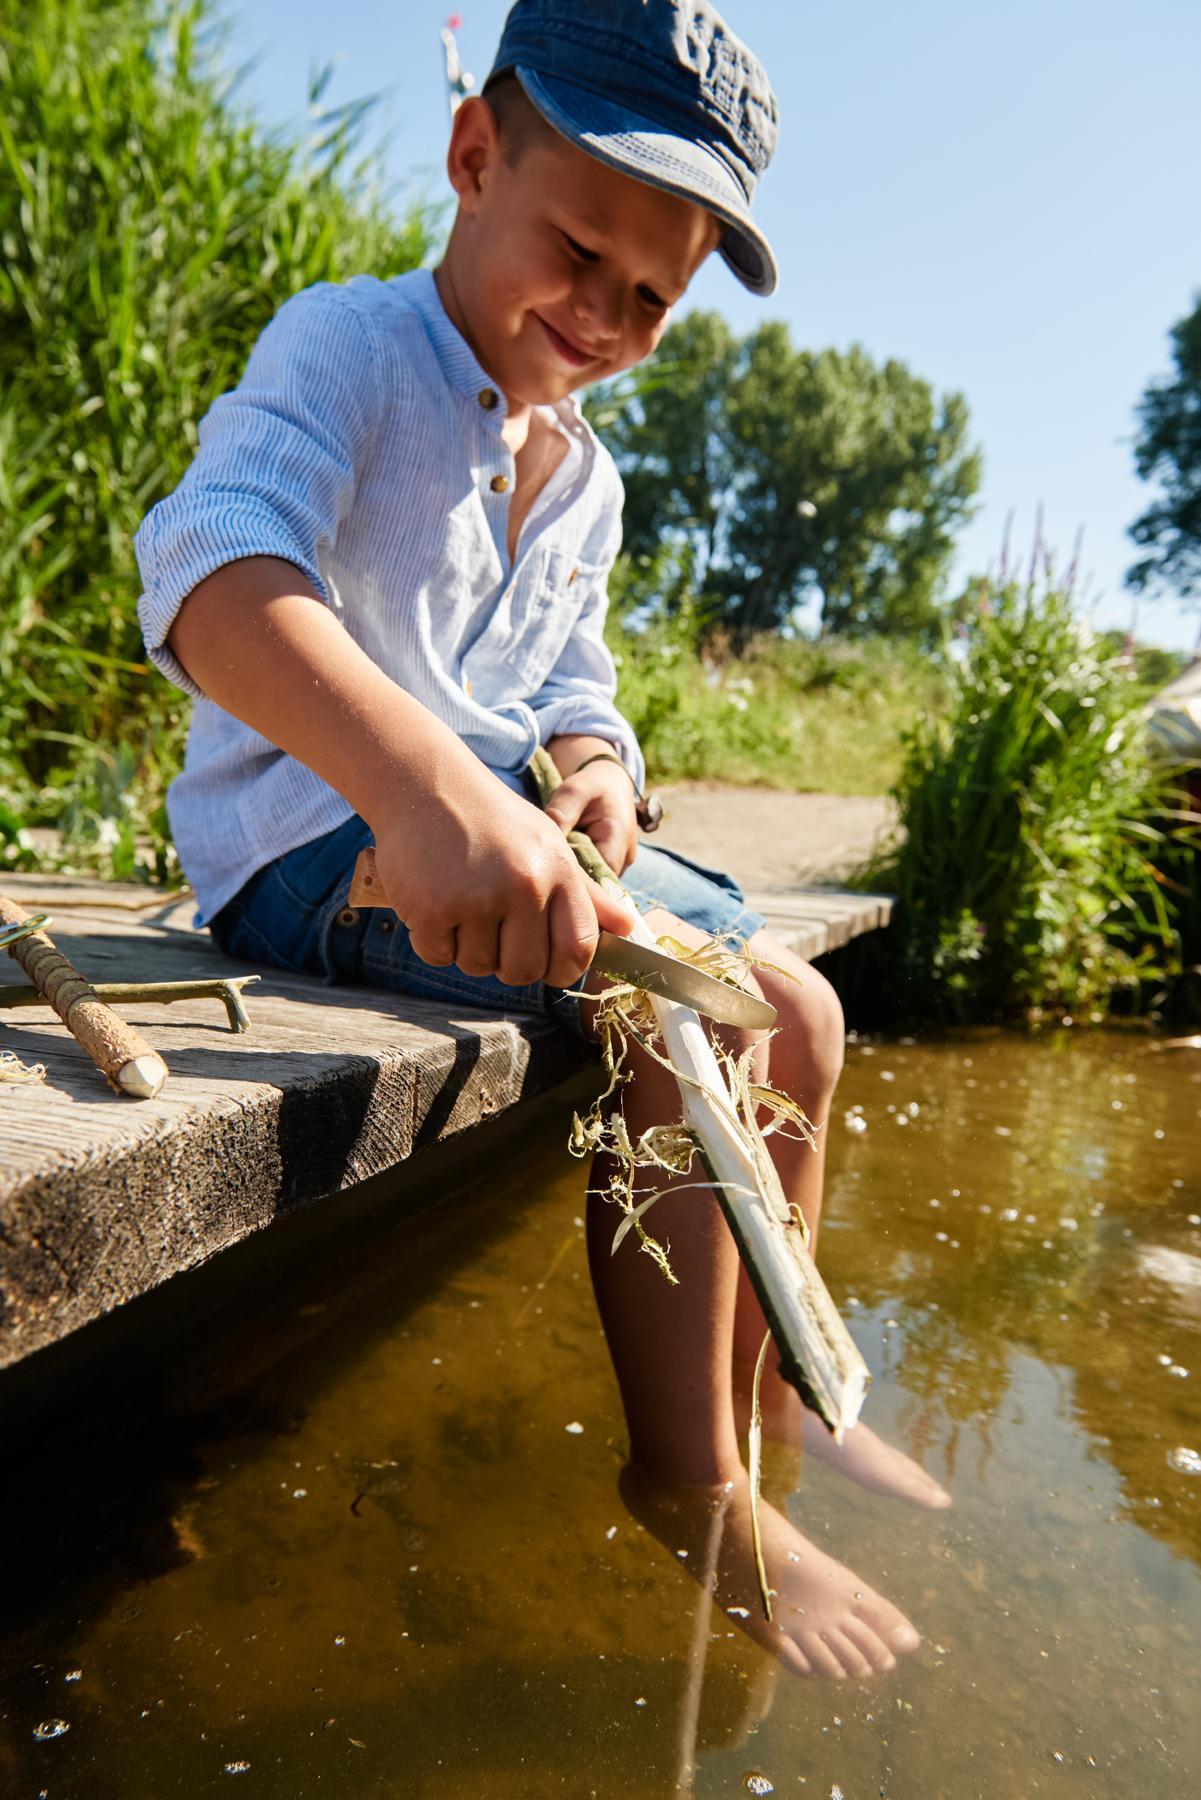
left=747, top=887, right=894, bottom=960
left=0, top=870, right=891, bottom=1371
left=0, top=1012, right=584, bottom=1367
left=0, top=876, right=593, bottom=1365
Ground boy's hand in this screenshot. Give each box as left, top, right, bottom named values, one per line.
left=542, top=758, right=640, bottom=877
left=369, top=768, right=636, bottom=990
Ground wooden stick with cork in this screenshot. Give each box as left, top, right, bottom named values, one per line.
left=0, top=891, right=168, bottom=1099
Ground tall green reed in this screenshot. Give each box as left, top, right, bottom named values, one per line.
left=0, top=0, right=435, bottom=877
left=861, top=573, right=1186, bottom=1022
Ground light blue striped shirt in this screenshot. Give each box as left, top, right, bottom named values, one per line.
left=135, top=268, right=643, bottom=924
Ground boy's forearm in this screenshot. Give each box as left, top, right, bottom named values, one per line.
left=166, top=556, right=485, bottom=829
left=546, top=733, right=626, bottom=778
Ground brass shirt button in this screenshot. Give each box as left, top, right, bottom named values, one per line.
left=478, top=387, right=499, bottom=410
left=490, top=473, right=509, bottom=494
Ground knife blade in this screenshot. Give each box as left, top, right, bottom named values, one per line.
left=347, top=848, right=775, bottom=1030
left=590, top=929, right=776, bottom=1029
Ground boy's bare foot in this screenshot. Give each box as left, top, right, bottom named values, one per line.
left=798, top=1410, right=952, bottom=1509
left=619, top=1463, right=922, bottom=1680
left=732, top=1367, right=951, bottom=1511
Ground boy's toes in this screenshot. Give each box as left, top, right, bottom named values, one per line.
left=791, top=1628, right=850, bottom=1681
left=841, top=1616, right=897, bottom=1673
left=777, top=1637, right=816, bottom=1679
left=798, top=1413, right=951, bottom=1510
left=854, top=1590, right=921, bottom=1657
left=824, top=1629, right=876, bottom=1680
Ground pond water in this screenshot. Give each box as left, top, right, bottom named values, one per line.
left=3, top=1030, right=1200, bottom=1798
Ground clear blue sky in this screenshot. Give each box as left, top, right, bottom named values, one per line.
left=221, top=0, right=1201, bottom=651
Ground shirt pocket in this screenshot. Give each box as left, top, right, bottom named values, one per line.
left=498, top=547, right=597, bottom=695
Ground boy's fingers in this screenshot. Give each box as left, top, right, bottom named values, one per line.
left=590, top=880, right=638, bottom=939
left=496, top=907, right=552, bottom=989
left=545, top=882, right=603, bottom=989
left=584, top=818, right=627, bottom=875
left=454, top=916, right=501, bottom=979
left=408, top=919, right=457, bottom=968
left=543, top=791, right=584, bottom=837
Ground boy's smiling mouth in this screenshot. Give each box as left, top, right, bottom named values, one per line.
left=533, top=312, right=602, bottom=369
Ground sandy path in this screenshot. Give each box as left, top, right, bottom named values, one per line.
left=649, top=785, right=895, bottom=890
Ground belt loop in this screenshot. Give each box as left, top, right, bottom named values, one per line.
left=324, top=900, right=370, bottom=983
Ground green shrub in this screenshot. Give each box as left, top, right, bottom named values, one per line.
left=860, top=576, right=1186, bottom=1022
left=0, top=0, right=434, bottom=877
left=607, top=553, right=945, bottom=793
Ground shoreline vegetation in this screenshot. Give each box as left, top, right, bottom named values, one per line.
left=855, top=574, right=1198, bottom=1025
left=2, top=0, right=1197, bottom=1026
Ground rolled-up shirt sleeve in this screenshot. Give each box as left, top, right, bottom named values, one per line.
left=135, top=284, right=381, bottom=698
left=528, top=505, right=647, bottom=794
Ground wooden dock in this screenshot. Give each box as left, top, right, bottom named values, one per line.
left=0, top=872, right=891, bottom=1372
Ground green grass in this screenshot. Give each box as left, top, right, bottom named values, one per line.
left=0, top=0, right=434, bottom=880
left=609, top=596, right=945, bottom=794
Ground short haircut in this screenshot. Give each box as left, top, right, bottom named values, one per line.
left=483, top=72, right=559, bottom=165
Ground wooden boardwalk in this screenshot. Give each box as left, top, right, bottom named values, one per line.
left=0, top=872, right=890, bottom=1371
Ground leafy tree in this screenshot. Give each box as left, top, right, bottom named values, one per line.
left=1127, top=293, right=1201, bottom=604
left=600, top=312, right=980, bottom=639
left=599, top=312, right=739, bottom=576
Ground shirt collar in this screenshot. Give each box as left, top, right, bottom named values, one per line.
left=403, top=268, right=595, bottom=448
left=405, top=269, right=501, bottom=411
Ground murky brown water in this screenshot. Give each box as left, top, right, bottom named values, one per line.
left=3, top=1031, right=1200, bottom=1798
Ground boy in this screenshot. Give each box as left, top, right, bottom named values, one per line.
left=136, top=0, right=941, bottom=1676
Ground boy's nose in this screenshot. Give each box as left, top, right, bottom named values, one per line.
left=572, top=272, right=623, bottom=347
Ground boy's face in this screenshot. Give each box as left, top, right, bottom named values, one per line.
left=442, top=99, right=721, bottom=409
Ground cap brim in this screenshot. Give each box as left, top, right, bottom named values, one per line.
left=513, top=66, right=778, bottom=298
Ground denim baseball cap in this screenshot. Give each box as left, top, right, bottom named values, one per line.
left=485, top=0, right=780, bottom=297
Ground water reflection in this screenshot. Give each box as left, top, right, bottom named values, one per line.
left=0, top=1032, right=1199, bottom=1797
left=827, top=1033, right=1201, bottom=1568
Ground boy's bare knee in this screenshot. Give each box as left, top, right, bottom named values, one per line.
left=802, top=966, right=847, bottom=1093
left=749, top=932, right=845, bottom=1101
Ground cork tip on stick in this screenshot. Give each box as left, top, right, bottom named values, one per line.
left=114, top=1053, right=168, bottom=1100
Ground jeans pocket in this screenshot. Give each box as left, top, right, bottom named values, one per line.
left=210, top=817, right=373, bottom=977
left=210, top=885, right=315, bottom=973
left=273, top=815, right=372, bottom=912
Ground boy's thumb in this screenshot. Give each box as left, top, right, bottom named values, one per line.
left=591, top=880, right=638, bottom=938
left=543, top=790, right=583, bottom=836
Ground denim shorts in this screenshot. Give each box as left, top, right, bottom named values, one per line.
left=210, top=811, right=767, bottom=1038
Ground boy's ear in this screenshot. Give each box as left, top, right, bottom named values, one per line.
left=445, top=95, right=503, bottom=212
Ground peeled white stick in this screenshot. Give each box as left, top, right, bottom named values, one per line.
left=0, top=893, right=168, bottom=1100
left=619, top=899, right=869, bottom=1442
left=523, top=748, right=869, bottom=1440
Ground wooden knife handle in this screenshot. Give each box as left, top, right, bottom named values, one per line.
left=349, top=847, right=389, bottom=909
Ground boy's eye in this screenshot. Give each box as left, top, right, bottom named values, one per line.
left=562, top=232, right=600, bottom=263
left=560, top=230, right=667, bottom=314
left=637, top=285, right=668, bottom=313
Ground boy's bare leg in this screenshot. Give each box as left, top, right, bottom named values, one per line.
left=580, top=915, right=748, bottom=1489
left=581, top=908, right=920, bottom=1674
left=729, top=931, right=950, bottom=1510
